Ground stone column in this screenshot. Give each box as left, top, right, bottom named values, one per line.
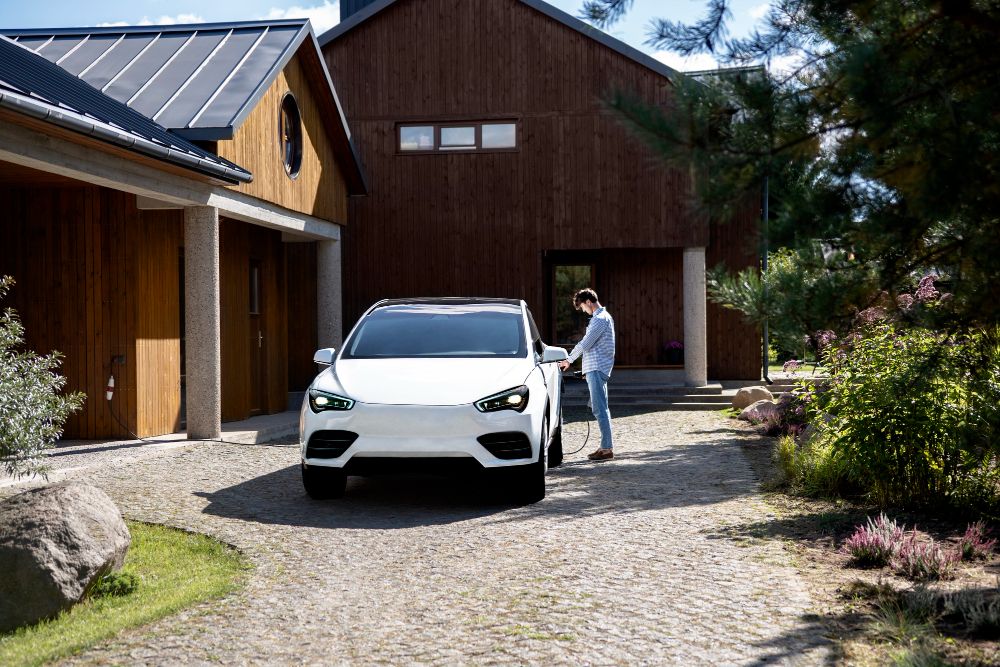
left=184, top=206, right=221, bottom=440
left=317, top=239, right=343, bottom=350
left=683, top=247, right=708, bottom=387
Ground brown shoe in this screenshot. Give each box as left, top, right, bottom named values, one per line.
left=587, top=448, right=614, bottom=461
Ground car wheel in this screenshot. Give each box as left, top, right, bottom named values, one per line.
left=301, top=462, right=347, bottom=499
left=548, top=408, right=564, bottom=468
left=510, top=418, right=547, bottom=504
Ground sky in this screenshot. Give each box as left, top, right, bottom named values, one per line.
left=0, top=0, right=772, bottom=71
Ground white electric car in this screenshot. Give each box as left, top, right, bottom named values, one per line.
left=300, top=298, right=568, bottom=503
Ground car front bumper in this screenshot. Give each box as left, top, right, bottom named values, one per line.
left=300, top=401, right=542, bottom=470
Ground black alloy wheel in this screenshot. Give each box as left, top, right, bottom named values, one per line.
left=301, top=461, right=347, bottom=499
left=548, top=408, right=564, bottom=468
left=511, top=417, right=547, bottom=504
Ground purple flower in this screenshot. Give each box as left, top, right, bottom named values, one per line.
left=896, top=294, right=914, bottom=310
left=663, top=340, right=684, bottom=350
left=914, top=274, right=940, bottom=303
left=795, top=406, right=804, bottom=415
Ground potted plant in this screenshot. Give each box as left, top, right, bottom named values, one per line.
left=663, top=340, right=683, bottom=365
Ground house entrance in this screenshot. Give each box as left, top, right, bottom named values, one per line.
left=249, top=260, right=264, bottom=416
left=551, top=263, right=595, bottom=347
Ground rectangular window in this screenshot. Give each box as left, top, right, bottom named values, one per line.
left=482, top=123, right=517, bottom=149
left=397, top=120, right=518, bottom=153
left=440, top=126, right=476, bottom=149
left=400, top=125, right=435, bottom=151
left=249, top=261, right=260, bottom=315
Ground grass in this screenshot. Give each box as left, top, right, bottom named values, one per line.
left=0, top=521, right=250, bottom=667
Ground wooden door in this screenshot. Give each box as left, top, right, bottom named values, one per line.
left=249, top=260, right=264, bottom=416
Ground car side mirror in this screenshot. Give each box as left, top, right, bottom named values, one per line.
left=313, top=348, right=336, bottom=365
left=541, top=346, right=568, bottom=364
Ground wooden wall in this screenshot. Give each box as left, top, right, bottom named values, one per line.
left=217, top=52, right=348, bottom=225
left=706, top=203, right=763, bottom=380
left=323, top=0, right=760, bottom=377
left=285, top=242, right=319, bottom=391
left=0, top=186, right=181, bottom=439
left=0, top=185, right=304, bottom=439
left=219, top=218, right=289, bottom=421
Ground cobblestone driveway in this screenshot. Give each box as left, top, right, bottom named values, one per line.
left=41, top=410, right=831, bottom=666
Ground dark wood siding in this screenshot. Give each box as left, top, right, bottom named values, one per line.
left=285, top=242, right=318, bottom=392
left=324, top=0, right=760, bottom=377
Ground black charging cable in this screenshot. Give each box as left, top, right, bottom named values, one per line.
left=561, top=371, right=593, bottom=456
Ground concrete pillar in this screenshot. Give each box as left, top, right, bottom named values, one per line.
left=317, top=239, right=343, bottom=350
left=184, top=206, right=221, bottom=440
left=683, top=246, right=708, bottom=387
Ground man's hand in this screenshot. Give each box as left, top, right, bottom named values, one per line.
left=558, top=360, right=570, bottom=372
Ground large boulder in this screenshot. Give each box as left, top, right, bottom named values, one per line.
left=733, top=386, right=775, bottom=410
left=739, top=399, right=778, bottom=421
left=0, top=481, right=130, bottom=632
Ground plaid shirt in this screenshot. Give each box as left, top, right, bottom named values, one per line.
left=567, top=307, right=615, bottom=376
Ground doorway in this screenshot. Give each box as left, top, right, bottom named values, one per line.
left=249, top=260, right=264, bottom=416
left=551, top=263, right=595, bottom=346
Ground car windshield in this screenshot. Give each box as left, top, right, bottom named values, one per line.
left=343, top=305, right=527, bottom=359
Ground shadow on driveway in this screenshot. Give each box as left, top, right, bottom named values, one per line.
left=195, top=433, right=755, bottom=530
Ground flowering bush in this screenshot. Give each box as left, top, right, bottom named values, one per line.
left=811, top=323, right=1000, bottom=509
left=892, top=530, right=961, bottom=581
left=842, top=513, right=904, bottom=567
left=959, top=522, right=997, bottom=561
left=663, top=340, right=683, bottom=350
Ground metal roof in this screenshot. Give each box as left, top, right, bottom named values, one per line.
left=320, top=0, right=681, bottom=82
left=0, top=35, right=252, bottom=184
left=1, top=19, right=312, bottom=141
left=2, top=20, right=369, bottom=196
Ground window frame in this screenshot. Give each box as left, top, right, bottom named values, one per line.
left=396, top=119, right=520, bottom=155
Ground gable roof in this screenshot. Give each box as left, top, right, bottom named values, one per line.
left=3, top=20, right=368, bottom=195
left=0, top=35, right=252, bottom=185
left=318, top=0, right=681, bottom=82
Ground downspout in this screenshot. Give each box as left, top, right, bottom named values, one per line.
left=762, top=175, right=772, bottom=385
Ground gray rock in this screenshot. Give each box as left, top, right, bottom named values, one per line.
left=0, top=481, right=130, bottom=632
left=738, top=399, right=777, bottom=421
left=733, top=386, right=775, bottom=410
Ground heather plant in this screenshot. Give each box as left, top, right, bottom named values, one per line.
left=959, top=522, right=997, bottom=561
left=0, top=276, right=85, bottom=478
left=842, top=513, right=904, bottom=567
left=892, top=530, right=961, bottom=581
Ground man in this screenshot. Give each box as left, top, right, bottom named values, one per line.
left=558, top=289, right=615, bottom=461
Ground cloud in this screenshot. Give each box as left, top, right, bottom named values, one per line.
left=748, top=3, right=770, bottom=20
left=98, top=14, right=204, bottom=27
left=652, top=51, right=722, bottom=73
left=262, top=1, right=340, bottom=34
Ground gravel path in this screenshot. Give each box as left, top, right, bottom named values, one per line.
left=22, top=409, right=832, bottom=666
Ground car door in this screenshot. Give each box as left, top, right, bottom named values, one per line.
left=526, top=308, right=560, bottom=435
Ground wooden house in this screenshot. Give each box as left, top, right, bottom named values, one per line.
left=320, top=0, right=761, bottom=382
left=0, top=20, right=366, bottom=440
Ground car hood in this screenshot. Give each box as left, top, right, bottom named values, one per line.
left=316, top=357, right=534, bottom=406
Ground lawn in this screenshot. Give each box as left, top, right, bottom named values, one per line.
left=0, top=521, right=250, bottom=667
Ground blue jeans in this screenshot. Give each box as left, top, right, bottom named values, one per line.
left=586, top=370, right=613, bottom=450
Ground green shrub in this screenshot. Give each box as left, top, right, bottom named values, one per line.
left=814, top=325, right=1000, bottom=510
left=772, top=434, right=849, bottom=496
left=88, top=571, right=139, bottom=599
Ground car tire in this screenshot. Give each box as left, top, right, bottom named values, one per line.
left=302, top=462, right=347, bottom=500
left=548, top=408, right=564, bottom=468
left=510, top=418, right=547, bottom=504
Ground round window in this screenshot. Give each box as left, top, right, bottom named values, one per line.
left=279, top=94, right=303, bottom=179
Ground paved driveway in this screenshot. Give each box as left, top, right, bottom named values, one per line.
left=44, top=410, right=830, bottom=666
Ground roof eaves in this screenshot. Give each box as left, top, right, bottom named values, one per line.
left=0, top=86, right=253, bottom=185
left=317, top=0, right=682, bottom=82
left=3, top=19, right=310, bottom=38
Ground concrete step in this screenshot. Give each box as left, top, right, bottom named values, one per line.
left=562, top=383, right=723, bottom=396
left=563, top=400, right=728, bottom=411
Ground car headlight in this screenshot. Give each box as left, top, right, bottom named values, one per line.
left=475, top=386, right=529, bottom=413
left=308, top=388, right=355, bottom=412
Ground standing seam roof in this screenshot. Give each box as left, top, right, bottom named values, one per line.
left=1, top=20, right=312, bottom=141
left=0, top=35, right=252, bottom=184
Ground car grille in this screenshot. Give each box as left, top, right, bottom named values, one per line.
left=306, top=430, right=360, bottom=459
left=477, top=431, right=532, bottom=460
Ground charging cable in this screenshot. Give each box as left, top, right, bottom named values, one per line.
left=561, top=371, right=593, bottom=456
